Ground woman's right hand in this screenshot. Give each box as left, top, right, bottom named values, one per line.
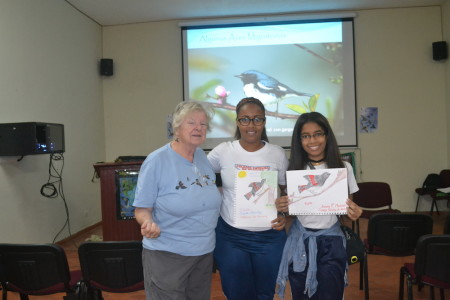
left=275, top=195, right=290, bottom=213
left=141, top=219, right=161, bottom=239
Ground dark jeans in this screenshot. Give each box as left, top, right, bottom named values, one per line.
left=289, top=235, right=346, bottom=300
left=214, top=217, right=287, bottom=300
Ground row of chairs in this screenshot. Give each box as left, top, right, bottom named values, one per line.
left=399, top=234, right=450, bottom=300
left=350, top=181, right=450, bottom=299
left=349, top=181, right=399, bottom=299
left=353, top=172, right=449, bottom=222
left=353, top=212, right=450, bottom=300
left=415, top=169, right=450, bottom=214
left=352, top=181, right=400, bottom=236
left=0, top=241, right=144, bottom=300
left=2, top=180, right=448, bottom=300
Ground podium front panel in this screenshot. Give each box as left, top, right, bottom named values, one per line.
left=94, top=162, right=143, bottom=241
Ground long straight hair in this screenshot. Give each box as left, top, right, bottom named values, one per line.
left=289, top=112, right=344, bottom=170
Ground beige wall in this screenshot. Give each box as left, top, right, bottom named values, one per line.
left=444, top=1, right=450, bottom=165
left=103, top=6, right=448, bottom=212
left=0, top=0, right=104, bottom=243
left=102, top=21, right=183, bottom=159
left=354, top=6, right=447, bottom=211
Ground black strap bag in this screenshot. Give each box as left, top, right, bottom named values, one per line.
left=341, top=225, right=365, bottom=264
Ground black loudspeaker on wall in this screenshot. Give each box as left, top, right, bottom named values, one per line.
left=432, top=41, right=448, bottom=61
left=100, top=58, right=114, bottom=76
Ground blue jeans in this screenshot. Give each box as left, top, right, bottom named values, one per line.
left=288, top=234, right=346, bottom=300
left=214, top=217, right=287, bottom=300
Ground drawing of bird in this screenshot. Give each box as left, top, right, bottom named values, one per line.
left=191, top=178, right=203, bottom=187
left=203, top=175, right=210, bottom=185
left=176, top=181, right=187, bottom=190
left=244, top=179, right=266, bottom=200
left=298, top=172, right=331, bottom=195
left=235, top=70, right=313, bottom=113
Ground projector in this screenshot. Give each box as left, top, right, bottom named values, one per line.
left=0, top=122, right=65, bottom=156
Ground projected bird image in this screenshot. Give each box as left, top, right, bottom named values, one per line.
left=184, top=21, right=351, bottom=148
left=236, top=70, right=314, bottom=113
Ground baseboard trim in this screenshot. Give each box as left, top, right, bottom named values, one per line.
left=56, top=221, right=102, bottom=245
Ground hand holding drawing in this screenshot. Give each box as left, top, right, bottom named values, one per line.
left=275, top=195, right=290, bottom=213
left=346, top=199, right=362, bottom=221
left=271, top=215, right=286, bottom=231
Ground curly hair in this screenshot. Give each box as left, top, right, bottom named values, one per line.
left=172, top=102, right=213, bottom=141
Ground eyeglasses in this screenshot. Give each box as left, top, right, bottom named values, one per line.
left=300, top=132, right=326, bottom=140
left=237, top=117, right=266, bottom=126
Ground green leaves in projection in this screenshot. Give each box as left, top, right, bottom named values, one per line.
left=286, top=94, right=320, bottom=114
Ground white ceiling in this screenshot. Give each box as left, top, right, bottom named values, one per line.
left=65, top=0, right=445, bottom=26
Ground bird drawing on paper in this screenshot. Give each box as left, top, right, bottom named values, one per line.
left=235, top=70, right=314, bottom=113
left=298, top=172, right=331, bottom=195
left=244, top=179, right=266, bottom=200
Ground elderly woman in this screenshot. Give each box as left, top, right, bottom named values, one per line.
left=133, top=101, right=221, bottom=300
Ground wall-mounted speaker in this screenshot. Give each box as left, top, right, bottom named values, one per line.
left=432, top=41, right=448, bottom=61
left=100, top=58, right=114, bottom=76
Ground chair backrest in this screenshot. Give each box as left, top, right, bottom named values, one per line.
left=353, top=182, right=393, bottom=209
left=414, top=234, right=450, bottom=284
left=367, top=213, right=433, bottom=255
left=78, top=241, right=144, bottom=292
left=421, top=173, right=440, bottom=192
left=439, top=169, right=450, bottom=188
left=444, top=214, right=450, bottom=234
left=0, top=243, right=72, bottom=294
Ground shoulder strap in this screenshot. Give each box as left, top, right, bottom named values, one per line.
left=307, top=162, right=315, bottom=169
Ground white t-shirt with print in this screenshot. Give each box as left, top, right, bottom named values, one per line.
left=207, top=140, right=289, bottom=231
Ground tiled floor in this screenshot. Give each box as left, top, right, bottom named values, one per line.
left=3, top=212, right=449, bottom=299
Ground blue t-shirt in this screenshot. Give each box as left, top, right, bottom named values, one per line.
left=133, top=143, right=222, bottom=256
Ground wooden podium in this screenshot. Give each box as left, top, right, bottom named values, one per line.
left=93, top=161, right=143, bottom=241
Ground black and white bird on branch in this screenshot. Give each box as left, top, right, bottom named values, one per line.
left=235, top=70, right=314, bottom=113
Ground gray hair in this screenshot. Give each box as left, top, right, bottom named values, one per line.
left=172, top=102, right=213, bottom=140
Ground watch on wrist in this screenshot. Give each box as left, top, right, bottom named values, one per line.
left=277, top=211, right=288, bottom=217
